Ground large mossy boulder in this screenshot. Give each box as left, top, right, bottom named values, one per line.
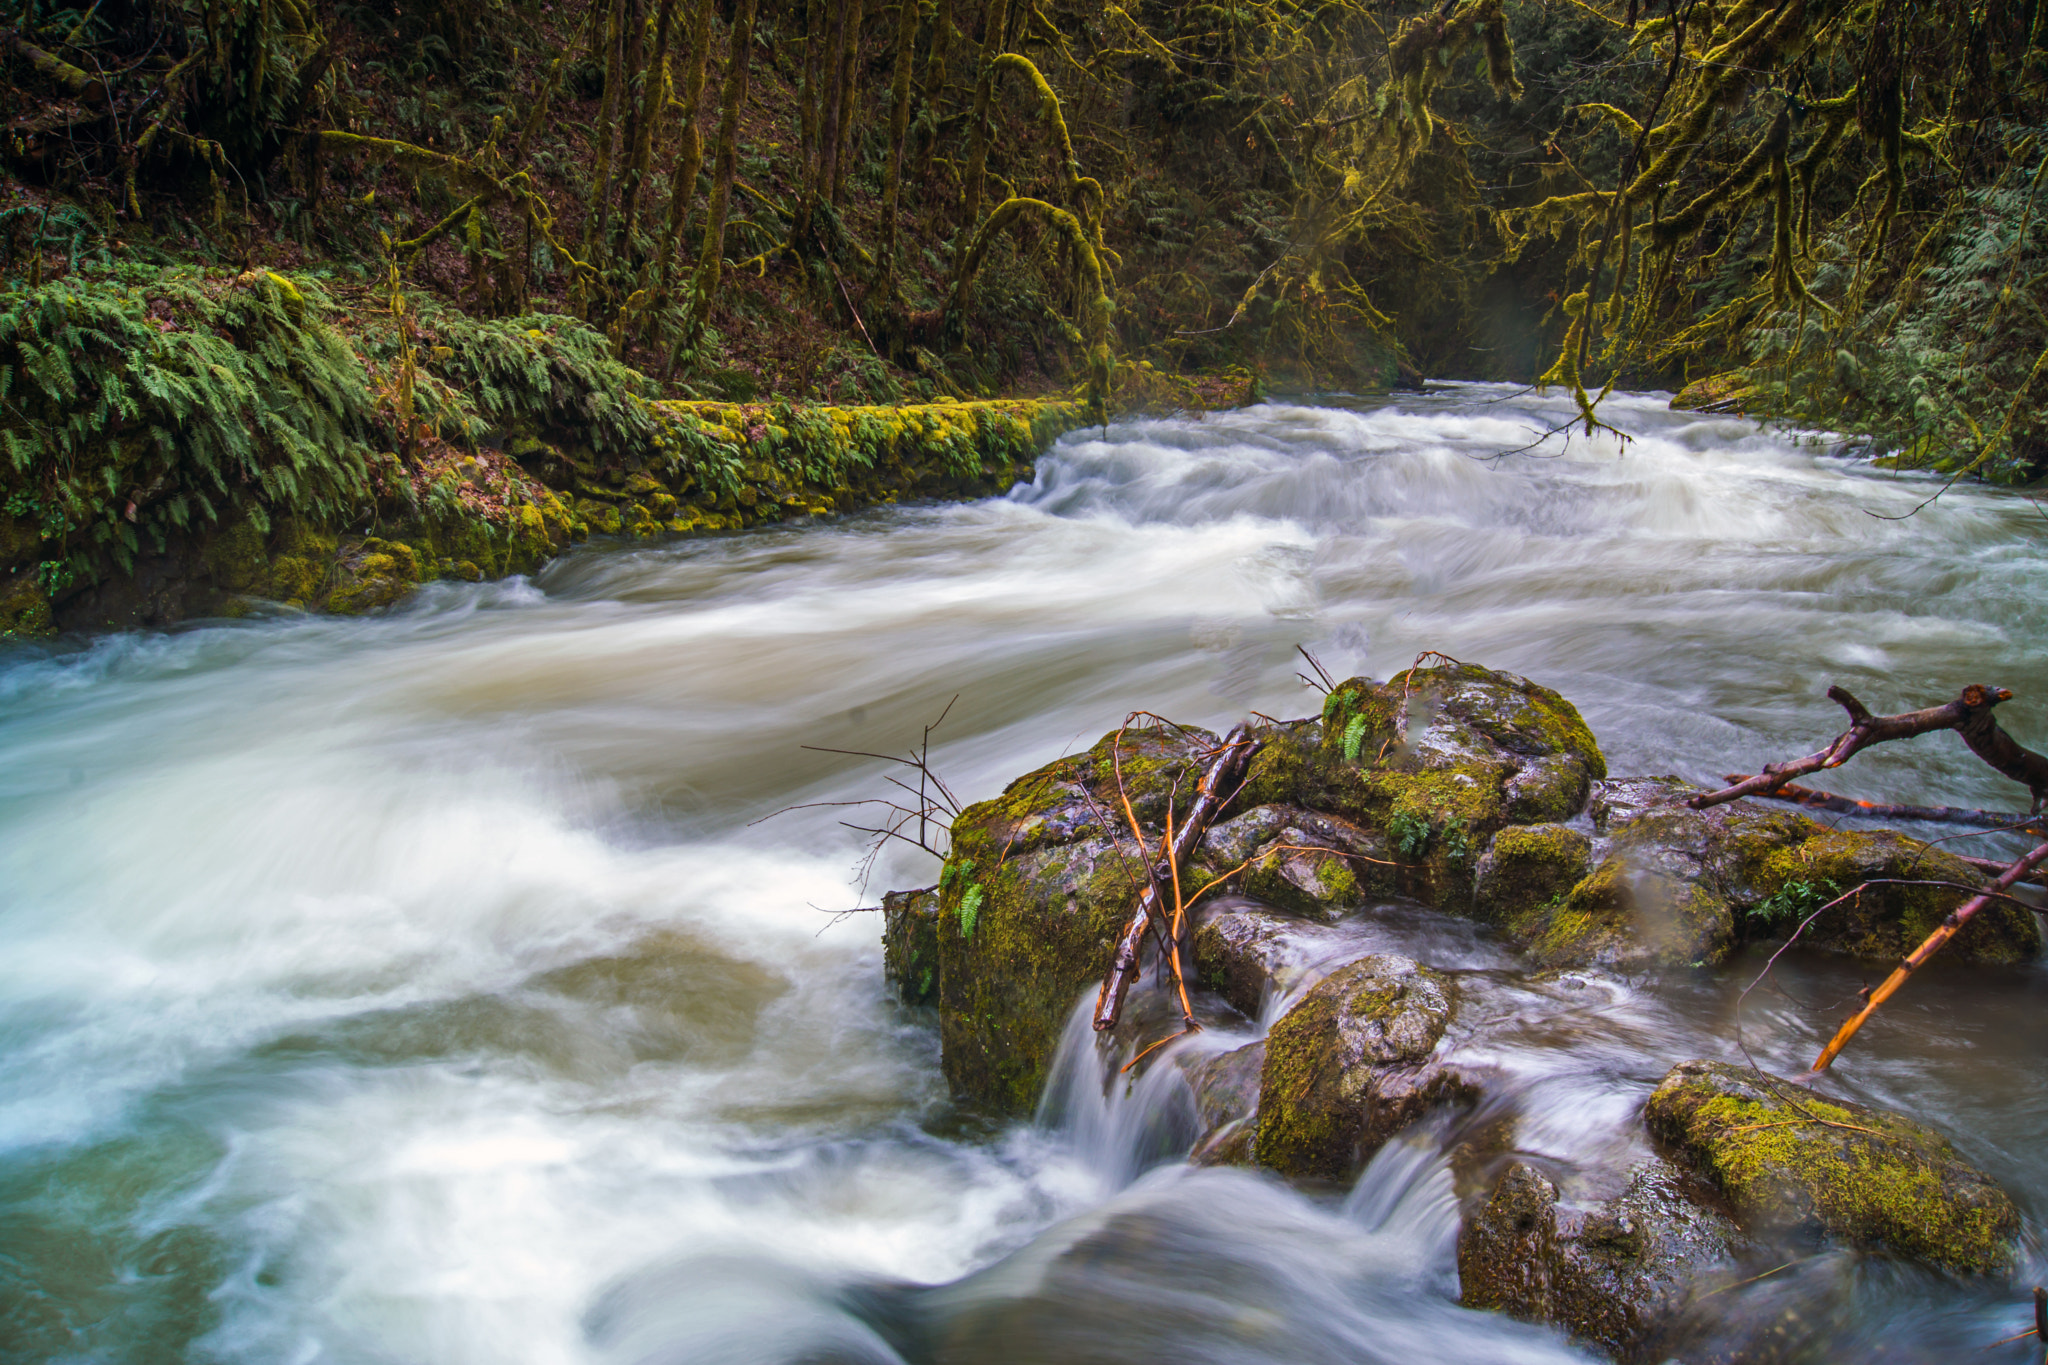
left=1459, top=1158, right=1748, bottom=1363
left=1510, top=779, right=2040, bottom=970
left=1254, top=953, right=1475, bottom=1178
left=1291, top=664, right=1608, bottom=912
left=1645, top=1060, right=2019, bottom=1275
left=933, top=723, right=1220, bottom=1114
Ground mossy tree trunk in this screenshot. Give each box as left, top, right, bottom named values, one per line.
left=684, top=0, right=761, bottom=338
left=647, top=0, right=720, bottom=335
left=879, top=0, right=922, bottom=292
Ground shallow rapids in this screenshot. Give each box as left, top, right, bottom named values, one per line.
left=3, top=385, right=2046, bottom=1362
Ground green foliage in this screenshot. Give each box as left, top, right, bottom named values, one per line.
left=1341, top=714, right=1370, bottom=763
left=1748, top=879, right=1839, bottom=933
left=1441, top=815, right=1472, bottom=869
left=958, top=883, right=984, bottom=939
left=0, top=266, right=374, bottom=585
left=1389, top=810, right=1431, bottom=859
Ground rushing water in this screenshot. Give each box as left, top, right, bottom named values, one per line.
left=4, top=386, right=2047, bottom=1363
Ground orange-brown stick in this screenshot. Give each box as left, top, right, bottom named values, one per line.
left=1812, top=837, right=2048, bottom=1071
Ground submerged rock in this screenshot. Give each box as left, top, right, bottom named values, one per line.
left=1645, top=1060, right=2020, bottom=1275
left=1459, top=1158, right=1748, bottom=1363
left=1254, top=954, right=1476, bottom=1179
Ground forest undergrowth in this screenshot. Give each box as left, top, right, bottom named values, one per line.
left=4, top=0, right=2047, bottom=628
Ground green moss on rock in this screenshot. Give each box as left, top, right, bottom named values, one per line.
left=1645, top=1059, right=2019, bottom=1275
left=881, top=886, right=941, bottom=1006
left=1255, top=953, right=1473, bottom=1179
left=1472, top=823, right=1593, bottom=927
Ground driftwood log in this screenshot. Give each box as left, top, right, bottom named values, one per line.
left=1093, top=723, right=1257, bottom=1032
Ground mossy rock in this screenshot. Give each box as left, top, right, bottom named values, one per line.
left=1197, top=804, right=1394, bottom=920
left=1645, top=1059, right=2019, bottom=1275
left=1254, top=953, right=1475, bottom=1179
left=1752, top=828, right=2040, bottom=962
left=1518, top=780, right=2039, bottom=969
left=0, top=568, right=52, bottom=637
left=1472, top=823, right=1593, bottom=927
left=935, top=723, right=1221, bottom=1114
left=1310, top=664, right=1606, bottom=912
left=325, top=537, right=422, bottom=614
left=1459, top=1157, right=1749, bottom=1363
left=881, top=886, right=940, bottom=1006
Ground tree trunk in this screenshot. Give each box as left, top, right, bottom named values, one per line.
left=647, top=0, right=720, bottom=331
left=830, top=0, right=866, bottom=207
left=581, top=0, right=627, bottom=274
left=955, top=0, right=1009, bottom=245
left=685, top=0, right=762, bottom=337
left=816, top=0, right=853, bottom=215
left=879, top=0, right=920, bottom=292
left=619, top=0, right=681, bottom=264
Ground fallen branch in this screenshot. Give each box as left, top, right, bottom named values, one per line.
left=1811, top=837, right=2048, bottom=1072
left=1691, top=684, right=2048, bottom=813
left=1724, top=775, right=2040, bottom=831
left=1093, top=723, right=1258, bottom=1032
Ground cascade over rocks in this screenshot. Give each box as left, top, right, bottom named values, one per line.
left=880, top=660, right=2031, bottom=1356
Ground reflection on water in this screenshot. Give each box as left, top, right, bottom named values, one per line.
left=2, top=386, right=2044, bottom=1362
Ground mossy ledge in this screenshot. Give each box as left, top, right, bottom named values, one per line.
left=4, top=383, right=1090, bottom=635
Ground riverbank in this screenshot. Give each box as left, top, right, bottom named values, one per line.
left=6, top=393, right=1091, bottom=636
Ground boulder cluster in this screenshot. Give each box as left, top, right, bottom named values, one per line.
left=883, top=662, right=2037, bottom=1360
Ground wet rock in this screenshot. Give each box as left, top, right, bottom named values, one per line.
left=1645, top=1059, right=2020, bottom=1275
left=881, top=887, right=940, bottom=1006
left=1177, top=1040, right=1265, bottom=1167
left=1471, top=823, right=1593, bottom=927
left=1308, top=663, right=1607, bottom=912
left=1198, top=805, right=1393, bottom=920
left=934, top=724, right=1221, bottom=1114
left=1513, top=781, right=2038, bottom=970
left=1255, top=954, right=1476, bottom=1179
left=1750, top=826, right=2040, bottom=963
left=1459, top=1158, right=1748, bottom=1362
left=1196, top=900, right=1351, bottom=1019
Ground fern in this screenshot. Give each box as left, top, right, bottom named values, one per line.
left=958, top=884, right=984, bottom=939
left=1341, top=714, right=1370, bottom=763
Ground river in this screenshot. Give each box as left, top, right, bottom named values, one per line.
left=2, top=386, right=2044, bottom=1362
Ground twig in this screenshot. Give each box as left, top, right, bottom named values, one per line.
left=1094, top=722, right=1259, bottom=1031
left=1812, top=837, right=2048, bottom=1071
left=1691, top=684, right=2048, bottom=813
left=1723, top=774, right=2042, bottom=831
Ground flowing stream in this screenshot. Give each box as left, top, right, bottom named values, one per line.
left=4, top=386, right=2046, bottom=1363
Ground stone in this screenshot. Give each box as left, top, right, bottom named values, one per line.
left=881, top=887, right=939, bottom=1006
left=935, top=724, right=1222, bottom=1114
left=1177, top=1040, right=1265, bottom=1167
left=1459, top=1158, right=1748, bottom=1363
left=1198, top=805, right=1392, bottom=920
left=1189, top=902, right=1345, bottom=1019
left=1512, top=780, right=2038, bottom=970
left=1254, top=953, right=1476, bottom=1178
left=1645, top=1059, right=2020, bottom=1275
left=1308, top=663, right=1607, bottom=912
left=1471, top=823, right=1593, bottom=927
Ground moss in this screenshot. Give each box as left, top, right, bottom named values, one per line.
left=1646, top=1060, right=2019, bottom=1275
left=0, top=570, right=53, bottom=636
left=1514, top=853, right=1733, bottom=970
left=1472, top=823, right=1593, bottom=926
left=1255, top=954, right=1467, bottom=1178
